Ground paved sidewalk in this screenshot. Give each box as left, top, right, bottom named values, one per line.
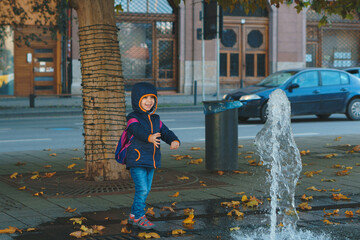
left=0, top=134, right=359, bottom=239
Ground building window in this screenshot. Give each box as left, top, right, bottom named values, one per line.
left=117, top=22, right=153, bottom=79
left=0, top=26, right=14, bottom=96
left=116, top=0, right=174, bottom=14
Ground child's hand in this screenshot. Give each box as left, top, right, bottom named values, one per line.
left=170, top=141, right=179, bottom=150
left=149, top=133, right=161, bottom=148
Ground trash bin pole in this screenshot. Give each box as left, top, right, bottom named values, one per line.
left=222, top=108, right=238, bottom=170
left=205, top=112, right=222, bottom=170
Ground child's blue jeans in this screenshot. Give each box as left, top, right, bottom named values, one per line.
left=130, top=167, right=155, bottom=219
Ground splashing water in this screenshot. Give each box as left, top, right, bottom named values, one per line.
left=255, top=89, right=302, bottom=238
left=233, top=89, right=333, bottom=240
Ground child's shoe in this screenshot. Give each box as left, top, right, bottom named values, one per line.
left=132, top=215, right=155, bottom=230
left=128, top=213, right=135, bottom=224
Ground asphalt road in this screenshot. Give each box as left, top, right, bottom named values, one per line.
left=0, top=111, right=359, bottom=152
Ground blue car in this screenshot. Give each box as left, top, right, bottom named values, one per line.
left=223, top=68, right=360, bottom=123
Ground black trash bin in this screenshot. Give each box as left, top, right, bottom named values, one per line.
left=203, top=100, right=243, bottom=171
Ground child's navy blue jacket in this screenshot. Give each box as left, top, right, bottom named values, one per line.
left=125, top=82, right=180, bottom=169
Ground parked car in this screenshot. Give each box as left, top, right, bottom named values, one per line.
left=344, top=67, right=360, bottom=78
left=223, top=68, right=360, bottom=123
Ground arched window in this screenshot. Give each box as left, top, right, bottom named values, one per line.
left=116, top=0, right=174, bottom=14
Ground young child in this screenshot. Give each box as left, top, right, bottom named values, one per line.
left=125, top=82, right=180, bottom=229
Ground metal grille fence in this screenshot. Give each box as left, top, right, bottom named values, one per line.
left=306, top=10, right=360, bottom=68
left=115, top=0, right=177, bottom=91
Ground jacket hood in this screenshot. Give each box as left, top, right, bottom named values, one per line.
left=131, top=82, right=158, bottom=114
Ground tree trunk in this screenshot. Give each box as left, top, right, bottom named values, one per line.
left=69, top=0, right=129, bottom=181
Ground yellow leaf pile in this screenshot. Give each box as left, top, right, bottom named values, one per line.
left=138, top=232, right=160, bottom=239
left=69, top=225, right=105, bottom=238
left=332, top=193, right=351, bottom=201
left=69, top=217, right=87, bottom=225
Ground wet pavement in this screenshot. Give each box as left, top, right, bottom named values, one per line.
left=0, top=134, right=359, bottom=239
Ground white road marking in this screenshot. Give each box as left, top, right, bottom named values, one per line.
left=0, top=138, right=52, bottom=143
left=172, top=126, right=205, bottom=130
left=293, top=132, right=319, bottom=136
left=0, top=128, right=11, bottom=131
left=197, top=132, right=319, bottom=141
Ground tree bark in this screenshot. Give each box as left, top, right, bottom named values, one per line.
left=69, top=0, right=129, bottom=181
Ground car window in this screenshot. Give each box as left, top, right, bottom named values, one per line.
left=345, top=70, right=359, bottom=78
left=321, top=71, right=342, bottom=86
left=292, top=71, right=319, bottom=88
left=256, top=71, right=298, bottom=87
left=340, top=73, right=350, bottom=85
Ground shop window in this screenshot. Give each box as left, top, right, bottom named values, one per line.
left=0, top=26, right=14, bottom=96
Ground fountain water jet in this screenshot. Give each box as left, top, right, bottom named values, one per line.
left=233, top=89, right=334, bottom=240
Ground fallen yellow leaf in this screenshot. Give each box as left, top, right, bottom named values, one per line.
left=172, top=229, right=186, bottom=235
left=177, top=176, right=189, bottom=180
left=43, top=172, right=56, bottom=178
left=190, top=147, right=201, bottom=150
left=230, top=227, right=241, bottom=231
left=183, top=213, right=195, bottom=225
left=324, top=153, right=338, bottom=159
left=0, top=226, right=22, bottom=234
left=323, top=219, right=340, bottom=225
left=69, top=217, right=87, bottom=225
left=33, top=192, right=43, bottom=197
left=355, top=209, right=360, bottom=214
left=235, top=192, right=245, bottom=195
left=169, top=192, right=179, bottom=197
left=43, top=165, right=52, bottom=169
left=334, top=136, right=342, bottom=141
left=227, top=209, right=244, bottom=217
left=67, top=163, right=76, bottom=169
left=30, top=174, right=40, bottom=180
left=306, top=186, right=326, bottom=192
left=336, top=169, right=350, bottom=176
left=217, top=171, right=224, bottom=175
left=298, top=202, right=312, bottom=210
left=65, top=206, right=77, bottom=213
left=26, top=228, right=36, bottom=232
left=329, top=188, right=341, bottom=192
left=323, top=209, right=339, bottom=217
left=244, top=155, right=253, bottom=159
left=146, top=207, right=155, bottom=216
left=49, top=153, right=57, bottom=157
left=233, top=171, right=249, bottom=174
left=301, top=194, right=313, bottom=201
left=69, top=231, right=88, bottom=238
left=278, top=222, right=284, bottom=227
left=321, top=178, right=336, bottom=182
left=183, top=208, right=194, bottom=215
left=332, top=193, right=351, bottom=201
left=18, top=186, right=26, bottom=190
left=238, top=145, right=243, bottom=148
left=352, top=145, right=360, bottom=152
left=241, top=195, right=249, bottom=202
left=138, top=232, right=160, bottom=238
left=72, top=157, right=82, bottom=160
left=10, top=172, right=18, bottom=179
left=92, top=225, right=105, bottom=231
left=161, top=206, right=175, bottom=212
left=121, top=227, right=131, bottom=233
left=345, top=211, right=353, bottom=217
left=246, top=200, right=259, bottom=207
left=187, top=158, right=203, bottom=164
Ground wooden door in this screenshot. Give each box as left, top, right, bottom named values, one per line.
left=33, top=47, right=57, bottom=95
left=243, top=25, right=268, bottom=86
left=156, top=38, right=176, bottom=89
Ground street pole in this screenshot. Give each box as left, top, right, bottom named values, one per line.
left=202, top=1, right=205, bottom=101
left=216, top=3, right=220, bottom=100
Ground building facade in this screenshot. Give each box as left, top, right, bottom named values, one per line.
left=2, top=1, right=359, bottom=97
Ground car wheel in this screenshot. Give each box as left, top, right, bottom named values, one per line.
left=238, top=117, right=249, bottom=123
left=260, top=103, right=268, bottom=123
left=316, top=114, right=331, bottom=120
left=346, top=98, right=360, bottom=120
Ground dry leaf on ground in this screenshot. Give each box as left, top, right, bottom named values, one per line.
left=172, top=229, right=186, bottom=235
left=332, top=193, right=351, bottom=200
left=187, top=158, right=203, bottom=164
left=121, top=227, right=131, bottom=233
left=67, top=163, right=76, bottom=169
left=0, top=226, right=22, bottom=234
left=65, top=206, right=77, bottom=213
left=190, top=147, right=201, bottom=150
left=323, top=219, right=340, bottom=225
left=298, top=202, right=312, bottom=210
left=10, top=172, right=18, bottom=179
left=146, top=207, right=155, bottom=216
left=138, top=232, right=160, bottom=239
left=169, top=192, right=179, bottom=197
left=177, top=176, right=189, bottom=180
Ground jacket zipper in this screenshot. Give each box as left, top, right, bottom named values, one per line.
left=148, top=115, right=156, bottom=168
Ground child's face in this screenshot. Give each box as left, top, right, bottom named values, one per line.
left=140, top=95, right=155, bottom=111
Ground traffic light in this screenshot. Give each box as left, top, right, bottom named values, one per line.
left=203, top=0, right=223, bottom=40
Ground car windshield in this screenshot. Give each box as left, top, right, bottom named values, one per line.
left=256, top=71, right=299, bottom=87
